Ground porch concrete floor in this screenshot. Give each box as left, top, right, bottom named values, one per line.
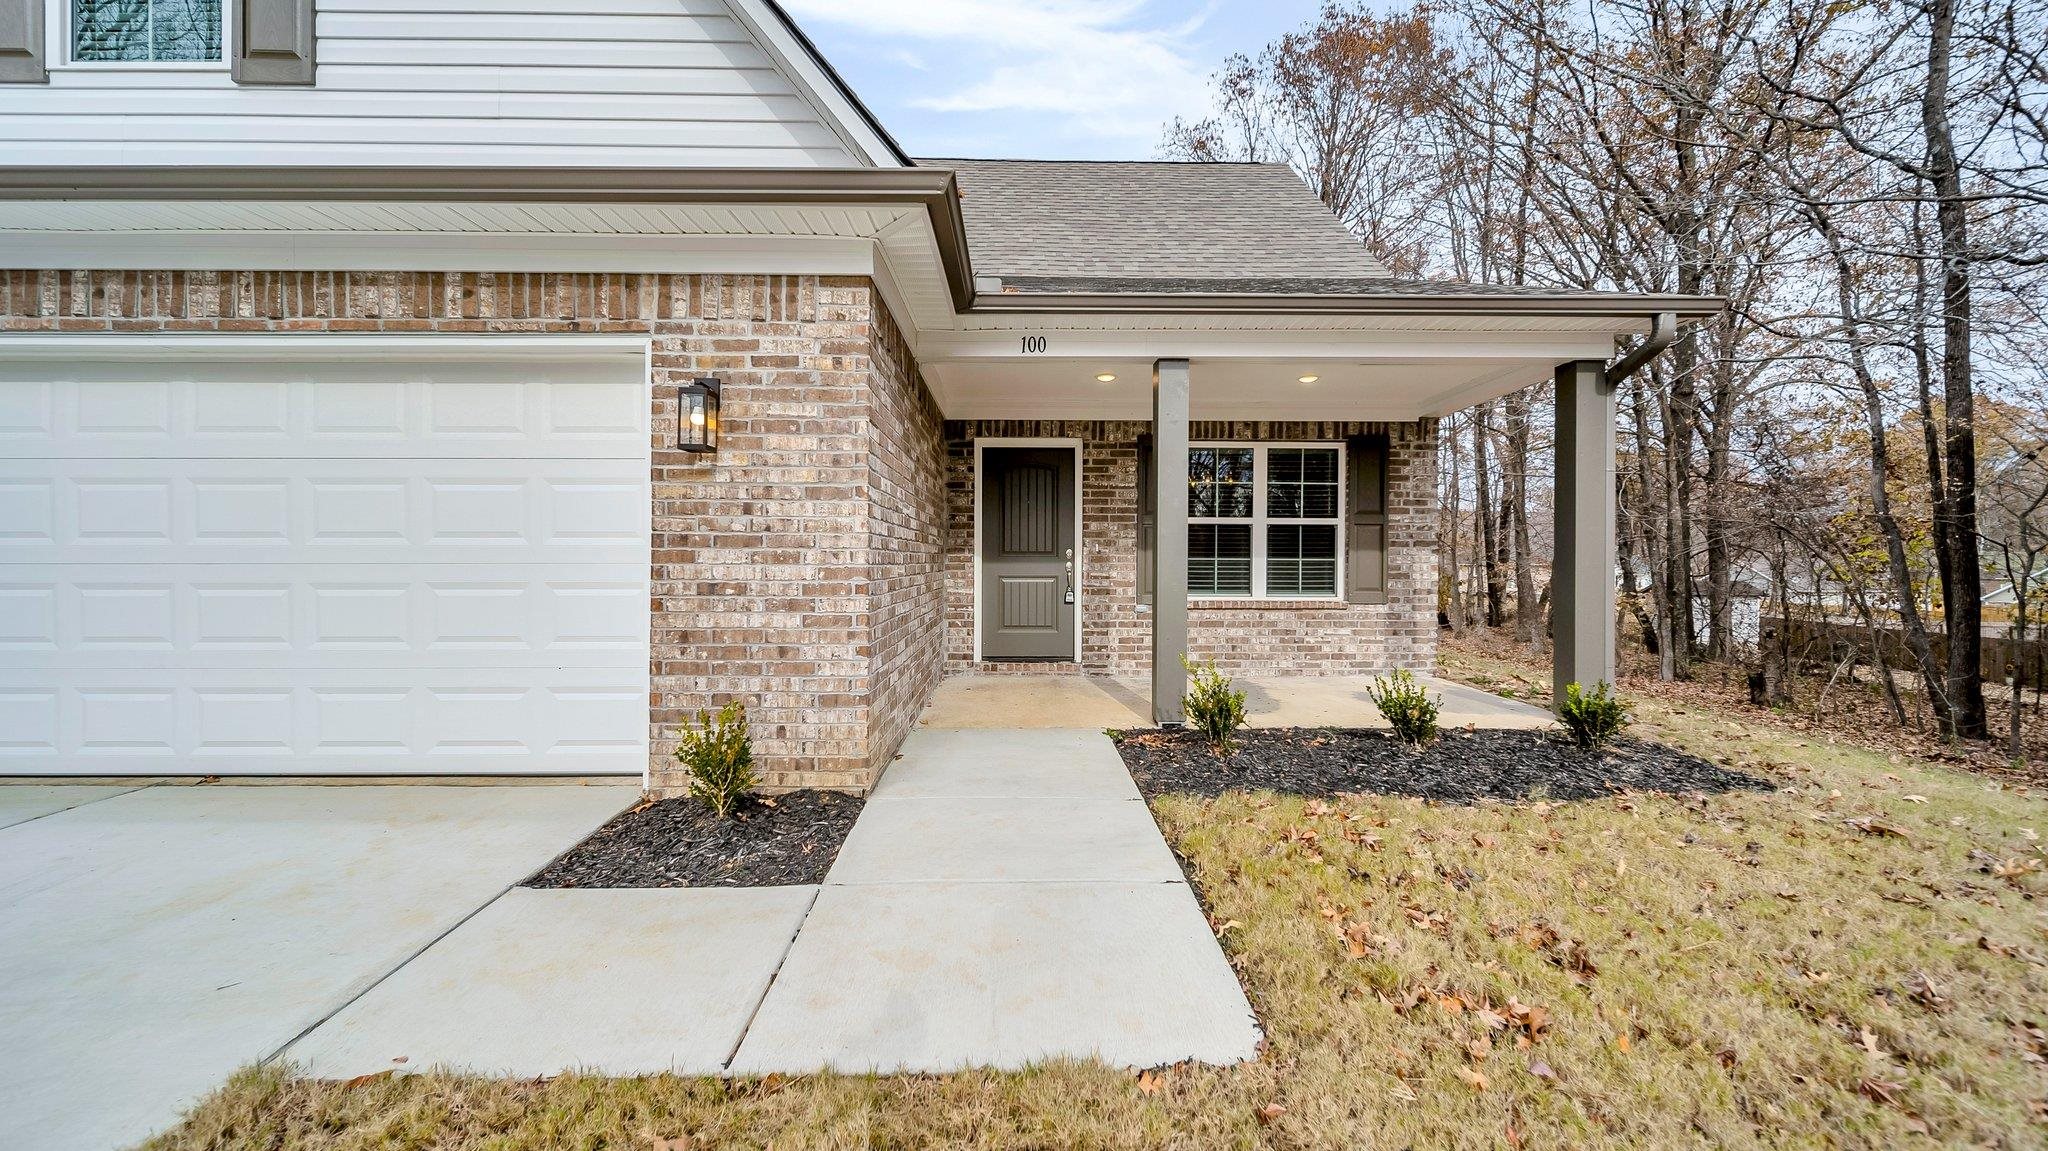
left=919, top=670, right=1552, bottom=731
left=727, top=726, right=1262, bottom=1074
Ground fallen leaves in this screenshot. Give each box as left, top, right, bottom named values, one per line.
left=1858, top=1075, right=1905, bottom=1106
left=1992, top=857, right=2043, bottom=884
left=1903, top=971, right=1950, bottom=1012
left=1255, top=1102, right=1287, bottom=1125
left=1843, top=816, right=1912, bottom=840
left=1456, top=1066, right=1489, bottom=1092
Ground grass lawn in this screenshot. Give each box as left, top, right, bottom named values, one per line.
left=153, top=645, right=2048, bottom=1149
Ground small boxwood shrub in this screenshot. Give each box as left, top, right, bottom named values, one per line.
left=1367, top=669, right=1440, bottom=746
left=1560, top=681, right=1630, bottom=751
left=1181, top=655, right=1248, bottom=751
left=677, top=701, right=756, bottom=817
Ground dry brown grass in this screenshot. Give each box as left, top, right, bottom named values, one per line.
left=148, top=648, right=2048, bottom=1150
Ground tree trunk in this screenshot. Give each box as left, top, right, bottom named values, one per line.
left=1809, top=199, right=1953, bottom=730
left=1703, top=351, right=1736, bottom=661
left=1474, top=402, right=1505, bottom=628
left=1505, top=389, right=1541, bottom=647
left=1921, top=0, right=1987, bottom=739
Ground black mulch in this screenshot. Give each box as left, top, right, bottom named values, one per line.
left=1113, top=727, right=1775, bottom=803
left=524, top=790, right=862, bottom=888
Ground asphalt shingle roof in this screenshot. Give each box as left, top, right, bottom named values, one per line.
left=922, top=158, right=1390, bottom=283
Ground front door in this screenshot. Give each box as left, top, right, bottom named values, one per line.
left=980, top=447, right=1077, bottom=660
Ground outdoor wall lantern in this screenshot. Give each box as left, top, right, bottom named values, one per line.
left=677, top=377, right=721, bottom=453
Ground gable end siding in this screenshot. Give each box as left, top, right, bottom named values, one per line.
left=0, top=0, right=871, bottom=166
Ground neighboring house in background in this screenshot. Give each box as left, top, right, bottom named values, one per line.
left=0, top=0, right=1716, bottom=792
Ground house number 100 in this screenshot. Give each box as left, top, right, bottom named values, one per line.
left=1019, top=336, right=1047, bottom=354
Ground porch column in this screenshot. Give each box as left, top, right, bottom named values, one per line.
left=1152, top=358, right=1190, bottom=725
left=1552, top=358, right=1617, bottom=710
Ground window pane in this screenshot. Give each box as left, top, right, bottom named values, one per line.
left=1266, top=524, right=1337, bottom=596
left=74, top=0, right=221, bottom=62
left=1189, top=524, right=1252, bottom=595
left=1188, top=448, right=1216, bottom=517
left=1268, top=447, right=1340, bottom=520
left=1188, top=447, right=1252, bottom=519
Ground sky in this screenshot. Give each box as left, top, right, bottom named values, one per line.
left=779, top=0, right=1326, bottom=161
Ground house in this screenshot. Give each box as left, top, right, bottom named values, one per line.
left=0, top=0, right=1717, bottom=792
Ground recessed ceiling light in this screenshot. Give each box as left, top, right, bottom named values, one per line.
left=1297, top=374, right=1320, bottom=384
left=1095, top=372, right=1117, bottom=383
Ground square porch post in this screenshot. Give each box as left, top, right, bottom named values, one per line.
left=1552, top=358, right=1617, bottom=710
left=1152, top=358, right=1189, bottom=725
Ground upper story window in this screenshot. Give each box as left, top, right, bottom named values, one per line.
left=71, top=0, right=222, bottom=63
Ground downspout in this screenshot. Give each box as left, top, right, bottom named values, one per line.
left=1608, top=311, right=1679, bottom=383
left=1601, top=309, right=1680, bottom=685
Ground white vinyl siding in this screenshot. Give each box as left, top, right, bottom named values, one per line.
left=1, top=0, right=871, bottom=166
left=1187, top=442, right=1344, bottom=600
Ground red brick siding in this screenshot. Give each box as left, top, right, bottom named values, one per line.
left=944, top=419, right=1438, bottom=678
left=0, top=269, right=946, bottom=792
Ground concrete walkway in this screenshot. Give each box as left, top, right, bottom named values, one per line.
left=728, top=727, right=1262, bottom=1073
left=290, top=727, right=1262, bottom=1080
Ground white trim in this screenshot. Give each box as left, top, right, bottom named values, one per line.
left=971, top=437, right=1084, bottom=663
left=1185, top=441, right=1346, bottom=601
left=50, top=0, right=233, bottom=71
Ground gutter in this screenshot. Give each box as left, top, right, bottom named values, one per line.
left=1607, top=310, right=1681, bottom=381
left=0, top=165, right=984, bottom=313
left=964, top=293, right=1722, bottom=320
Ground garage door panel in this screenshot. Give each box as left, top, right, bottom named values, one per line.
left=0, top=670, right=647, bottom=774
left=0, top=360, right=647, bottom=459
left=3, top=565, right=644, bottom=669
left=0, top=459, right=649, bottom=564
left=0, top=352, right=650, bottom=777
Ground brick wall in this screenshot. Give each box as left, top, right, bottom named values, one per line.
left=0, top=269, right=948, bottom=792
left=862, top=294, right=948, bottom=779
left=944, top=419, right=1438, bottom=679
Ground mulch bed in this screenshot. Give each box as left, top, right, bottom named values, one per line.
left=1114, top=727, right=1776, bottom=802
left=524, top=790, right=861, bottom=888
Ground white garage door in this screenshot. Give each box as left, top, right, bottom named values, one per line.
left=0, top=346, right=650, bottom=775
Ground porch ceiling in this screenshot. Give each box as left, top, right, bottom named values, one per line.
left=927, top=351, right=1609, bottom=422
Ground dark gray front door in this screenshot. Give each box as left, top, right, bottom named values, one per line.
left=980, top=447, right=1077, bottom=660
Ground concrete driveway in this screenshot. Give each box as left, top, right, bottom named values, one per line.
left=0, top=781, right=634, bottom=1151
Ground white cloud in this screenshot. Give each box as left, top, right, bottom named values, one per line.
left=779, top=0, right=1215, bottom=150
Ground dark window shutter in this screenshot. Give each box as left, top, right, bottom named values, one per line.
left=1136, top=433, right=1155, bottom=604
left=1346, top=434, right=1388, bottom=604
left=0, top=0, right=46, bottom=83
left=234, top=0, right=315, bottom=85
